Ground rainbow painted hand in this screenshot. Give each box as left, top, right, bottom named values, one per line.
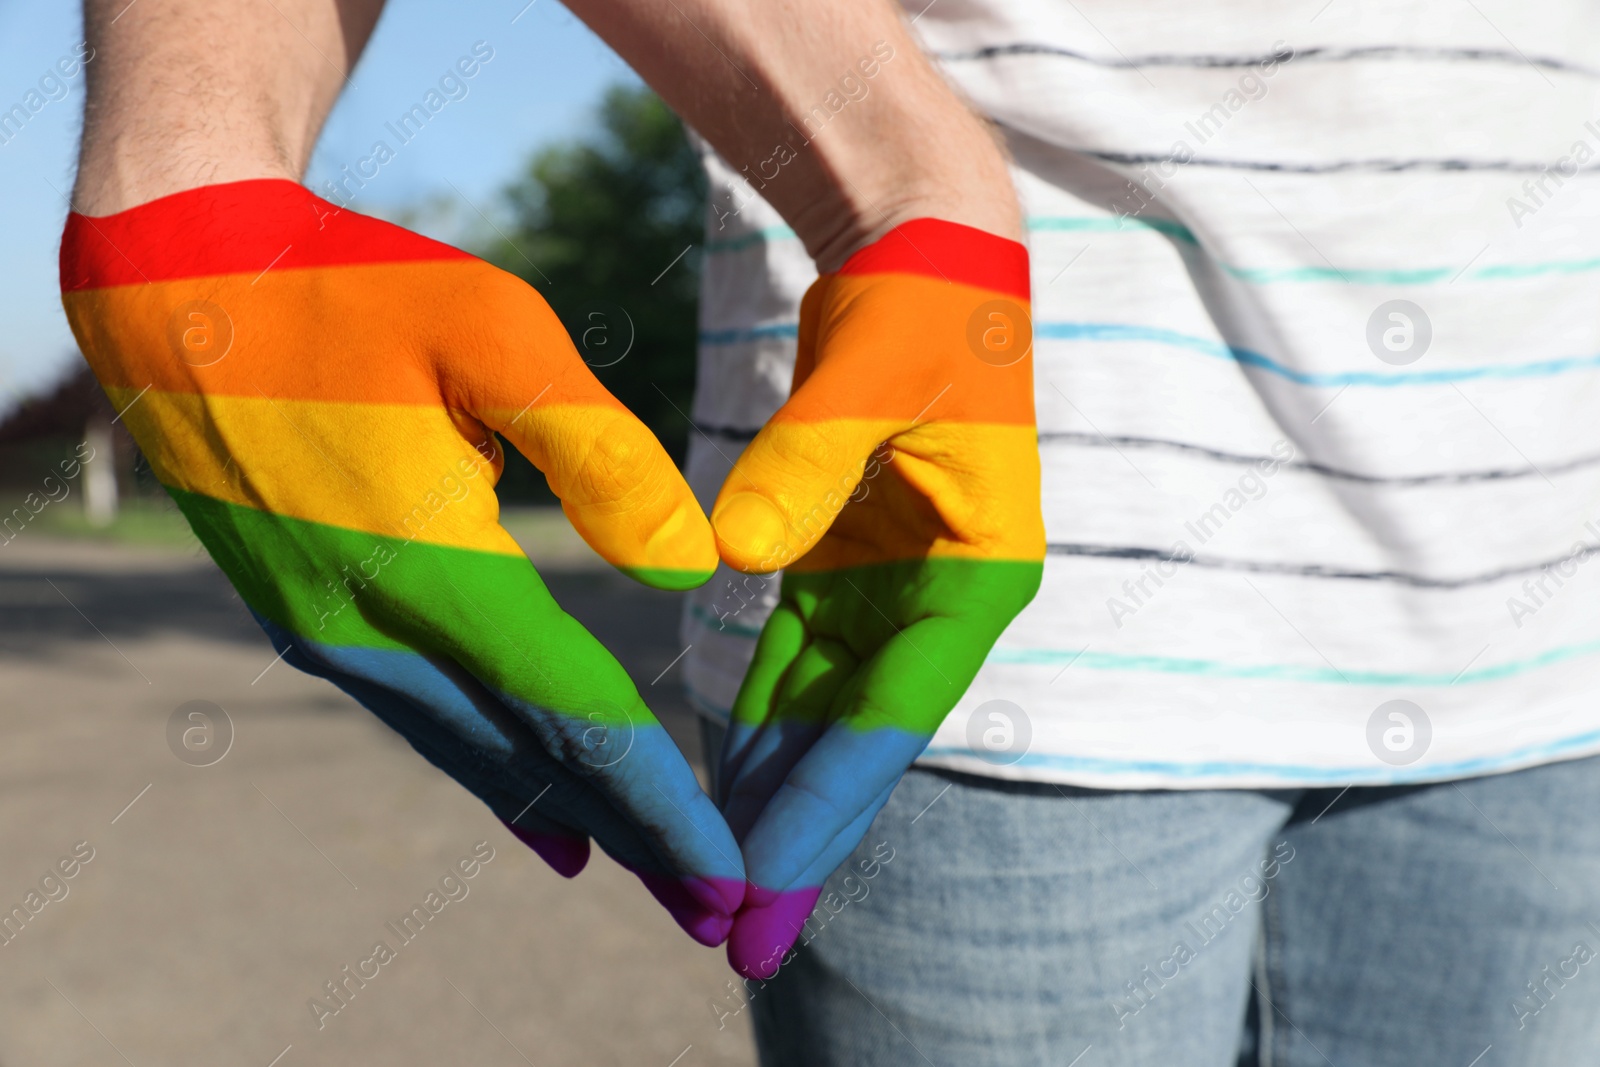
left=709, top=220, right=1045, bottom=978
left=60, top=179, right=744, bottom=943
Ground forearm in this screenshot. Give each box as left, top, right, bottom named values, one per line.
left=72, top=0, right=384, bottom=215
left=566, top=0, right=1020, bottom=269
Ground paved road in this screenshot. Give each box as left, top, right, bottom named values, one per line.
left=0, top=534, right=756, bottom=1066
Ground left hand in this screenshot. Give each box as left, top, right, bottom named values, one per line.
left=60, top=180, right=744, bottom=945
left=708, top=218, right=1045, bottom=978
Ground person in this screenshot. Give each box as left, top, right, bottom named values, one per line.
left=65, top=1, right=1600, bottom=1064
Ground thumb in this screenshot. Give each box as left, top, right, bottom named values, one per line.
left=710, top=404, right=898, bottom=573
left=453, top=274, right=717, bottom=590
left=510, top=393, right=716, bottom=590
left=710, top=279, right=901, bottom=572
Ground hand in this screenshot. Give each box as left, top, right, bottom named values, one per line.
left=708, top=219, right=1044, bottom=977
left=60, top=179, right=744, bottom=943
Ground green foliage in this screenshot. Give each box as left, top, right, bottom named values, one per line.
left=482, top=84, right=705, bottom=501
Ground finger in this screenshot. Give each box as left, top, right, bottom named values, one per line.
left=269, top=613, right=736, bottom=941
left=736, top=609, right=984, bottom=897
left=708, top=399, right=900, bottom=573
left=376, top=544, right=745, bottom=918
left=507, top=784, right=733, bottom=942
left=719, top=631, right=858, bottom=839
left=714, top=603, right=806, bottom=803
left=395, top=746, right=594, bottom=880
left=446, top=272, right=716, bottom=591
left=708, top=251, right=1033, bottom=574
left=707, top=276, right=889, bottom=572
left=144, top=333, right=742, bottom=922
left=500, top=819, right=592, bottom=879
left=488, top=750, right=734, bottom=942
left=421, top=755, right=718, bottom=945
left=262, top=616, right=597, bottom=876
left=617, top=860, right=734, bottom=947
left=421, top=751, right=593, bottom=880
left=742, top=714, right=930, bottom=897
left=256, top=583, right=744, bottom=932
left=728, top=887, right=820, bottom=981
left=725, top=781, right=895, bottom=980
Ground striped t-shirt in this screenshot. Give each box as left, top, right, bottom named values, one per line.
left=680, top=0, right=1600, bottom=789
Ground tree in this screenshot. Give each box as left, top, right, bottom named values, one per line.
left=480, top=84, right=705, bottom=501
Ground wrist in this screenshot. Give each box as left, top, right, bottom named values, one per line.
left=72, top=0, right=367, bottom=216
left=779, top=109, right=1022, bottom=272
left=809, top=172, right=1023, bottom=273
left=73, top=122, right=300, bottom=217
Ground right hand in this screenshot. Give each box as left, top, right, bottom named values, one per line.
left=60, top=178, right=744, bottom=943
left=707, top=218, right=1043, bottom=977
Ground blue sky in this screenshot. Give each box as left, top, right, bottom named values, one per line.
left=0, top=0, right=638, bottom=406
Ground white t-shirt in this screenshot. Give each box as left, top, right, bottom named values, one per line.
left=681, top=0, right=1600, bottom=788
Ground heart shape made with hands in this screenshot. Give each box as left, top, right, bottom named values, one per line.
left=61, top=179, right=747, bottom=945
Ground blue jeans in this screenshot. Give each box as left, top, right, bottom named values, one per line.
left=700, top=723, right=1600, bottom=1066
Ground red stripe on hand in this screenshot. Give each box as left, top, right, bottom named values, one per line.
left=834, top=218, right=1029, bottom=300
left=61, top=179, right=470, bottom=291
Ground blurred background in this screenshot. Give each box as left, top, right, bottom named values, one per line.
left=0, top=2, right=755, bottom=1063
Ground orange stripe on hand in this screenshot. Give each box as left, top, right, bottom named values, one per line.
left=70, top=253, right=714, bottom=583
left=779, top=272, right=1035, bottom=425
left=713, top=226, right=1040, bottom=572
